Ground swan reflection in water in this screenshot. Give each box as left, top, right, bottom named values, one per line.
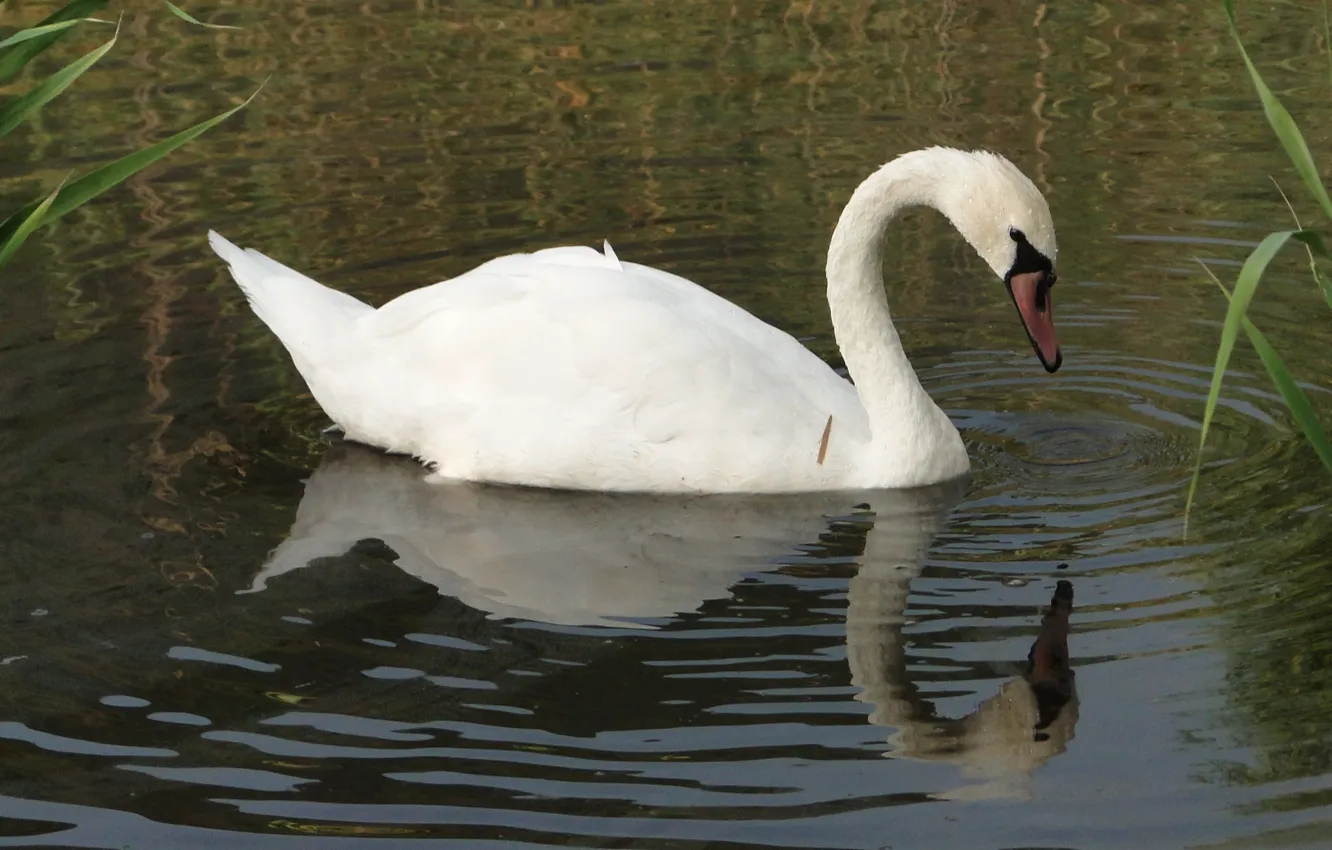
left=245, top=443, right=1077, bottom=800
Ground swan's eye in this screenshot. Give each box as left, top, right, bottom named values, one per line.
left=1047, top=272, right=1058, bottom=288
left=1005, top=232, right=1054, bottom=285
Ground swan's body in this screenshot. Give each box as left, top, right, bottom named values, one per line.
left=211, top=146, right=1061, bottom=493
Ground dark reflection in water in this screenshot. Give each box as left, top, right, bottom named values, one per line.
left=851, top=571, right=1077, bottom=803
left=261, top=445, right=1080, bottom=804
left=1, top=444, right=1090, bottom=847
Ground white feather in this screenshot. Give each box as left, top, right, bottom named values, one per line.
left=210, top=146, right=1058, bottom=493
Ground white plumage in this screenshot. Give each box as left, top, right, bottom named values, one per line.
left=210, top=146, right=1059, bottom=493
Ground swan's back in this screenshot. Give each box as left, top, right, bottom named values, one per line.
left=343, top=246, right=871, bottom=491
left=211, top=233, right=878, bottom=492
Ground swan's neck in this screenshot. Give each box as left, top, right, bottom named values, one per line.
left=826, top=156, right=951, bottom=444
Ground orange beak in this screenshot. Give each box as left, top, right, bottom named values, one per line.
left=1008, top=270, right=1061, bottom=373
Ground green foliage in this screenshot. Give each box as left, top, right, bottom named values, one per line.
left=0, top=84, right=263, bottom=251
left=0, top=174, right=64, bottom=269
left=0, top=2, right=256, bottom=273
left=0, top=17, right=118, bottom=139
left=0, top=19, right=101, bottom=51
left=1223, top=0, right=1332, bottom=220
left=164, top=1, right=239, bottom=30
left=1201, top=262, right=1332, bottom=472
left=0, top=0, right=105, bottom=84
left=1188, top=2, right=1332, bottom=520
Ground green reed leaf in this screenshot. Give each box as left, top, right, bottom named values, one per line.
left=1270, top=178, right=1332, bottom=308
left=1283, top=230, right=1332, bottom=275
left=1215, top=280, right=1332, bottom=474
left=0, top=0, right=108, bottom=84
left=0, top=81, right=263, bottom=248
left=1315, top=265, right=1332, bottom=309
left=0, top=19, right=118, bottom=140
left=1224, top=0, right=1332, bottom=221
left=164, top=1, right=240, bottom=30
left=0, top=20, right=86, bottom=51
left=1186, top=231, right=1307, bottom=518
left=1287, top=230, right=1332, bottom=309
left=0, top=175, right=67, bottom=270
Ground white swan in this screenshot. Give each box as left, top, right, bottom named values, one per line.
left=210, top=146, right=1060, bottom=493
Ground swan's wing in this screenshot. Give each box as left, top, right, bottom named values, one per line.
left=347, top=246, right=868, bottom=488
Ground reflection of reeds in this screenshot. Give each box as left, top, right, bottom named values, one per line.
left=1030, top=3, right=1053, bottom=195
left=119, top=15, right=234, bottom=589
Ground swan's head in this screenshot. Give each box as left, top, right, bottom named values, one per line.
left=933, top=149, right=1062, bottom=373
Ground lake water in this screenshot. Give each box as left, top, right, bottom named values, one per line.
left=2, top=1, right=1332, bottom=848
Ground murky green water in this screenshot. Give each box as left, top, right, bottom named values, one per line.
left=2, top=1, right=1332, bottom=847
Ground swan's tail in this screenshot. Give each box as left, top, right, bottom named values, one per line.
left=208, top=230, right=372, bottom=366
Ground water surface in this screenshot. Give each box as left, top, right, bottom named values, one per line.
left=2, top=1, right=1331, bottom=848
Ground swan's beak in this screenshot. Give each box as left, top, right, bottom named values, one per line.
left=1008, top=270, right=1062, bottom=373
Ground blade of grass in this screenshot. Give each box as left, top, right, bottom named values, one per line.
left=1242, top=323, right=1332, bottom=473
left=0, top=174, right=68, bottom=269
left=0, top=18, right=119, bottom=140
left=1207, top=268, right=1332, bottom=473
left=164, top=1, right=239, bottom=30
left=1315, top=265, right=1332, bottom=309
left=0, top=19, right=105, bottom=51
left=1272, top=176, right=1332, bottom=308
left=1185, top=230, right=1309, bottom=519
left=0, top=0, right=108, bottom=84
left=1224, top=0, right=1332, bottom=221
left=0, top=81, right=264, bottom=247
left=1291, top=230, right=1331, bottom=259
